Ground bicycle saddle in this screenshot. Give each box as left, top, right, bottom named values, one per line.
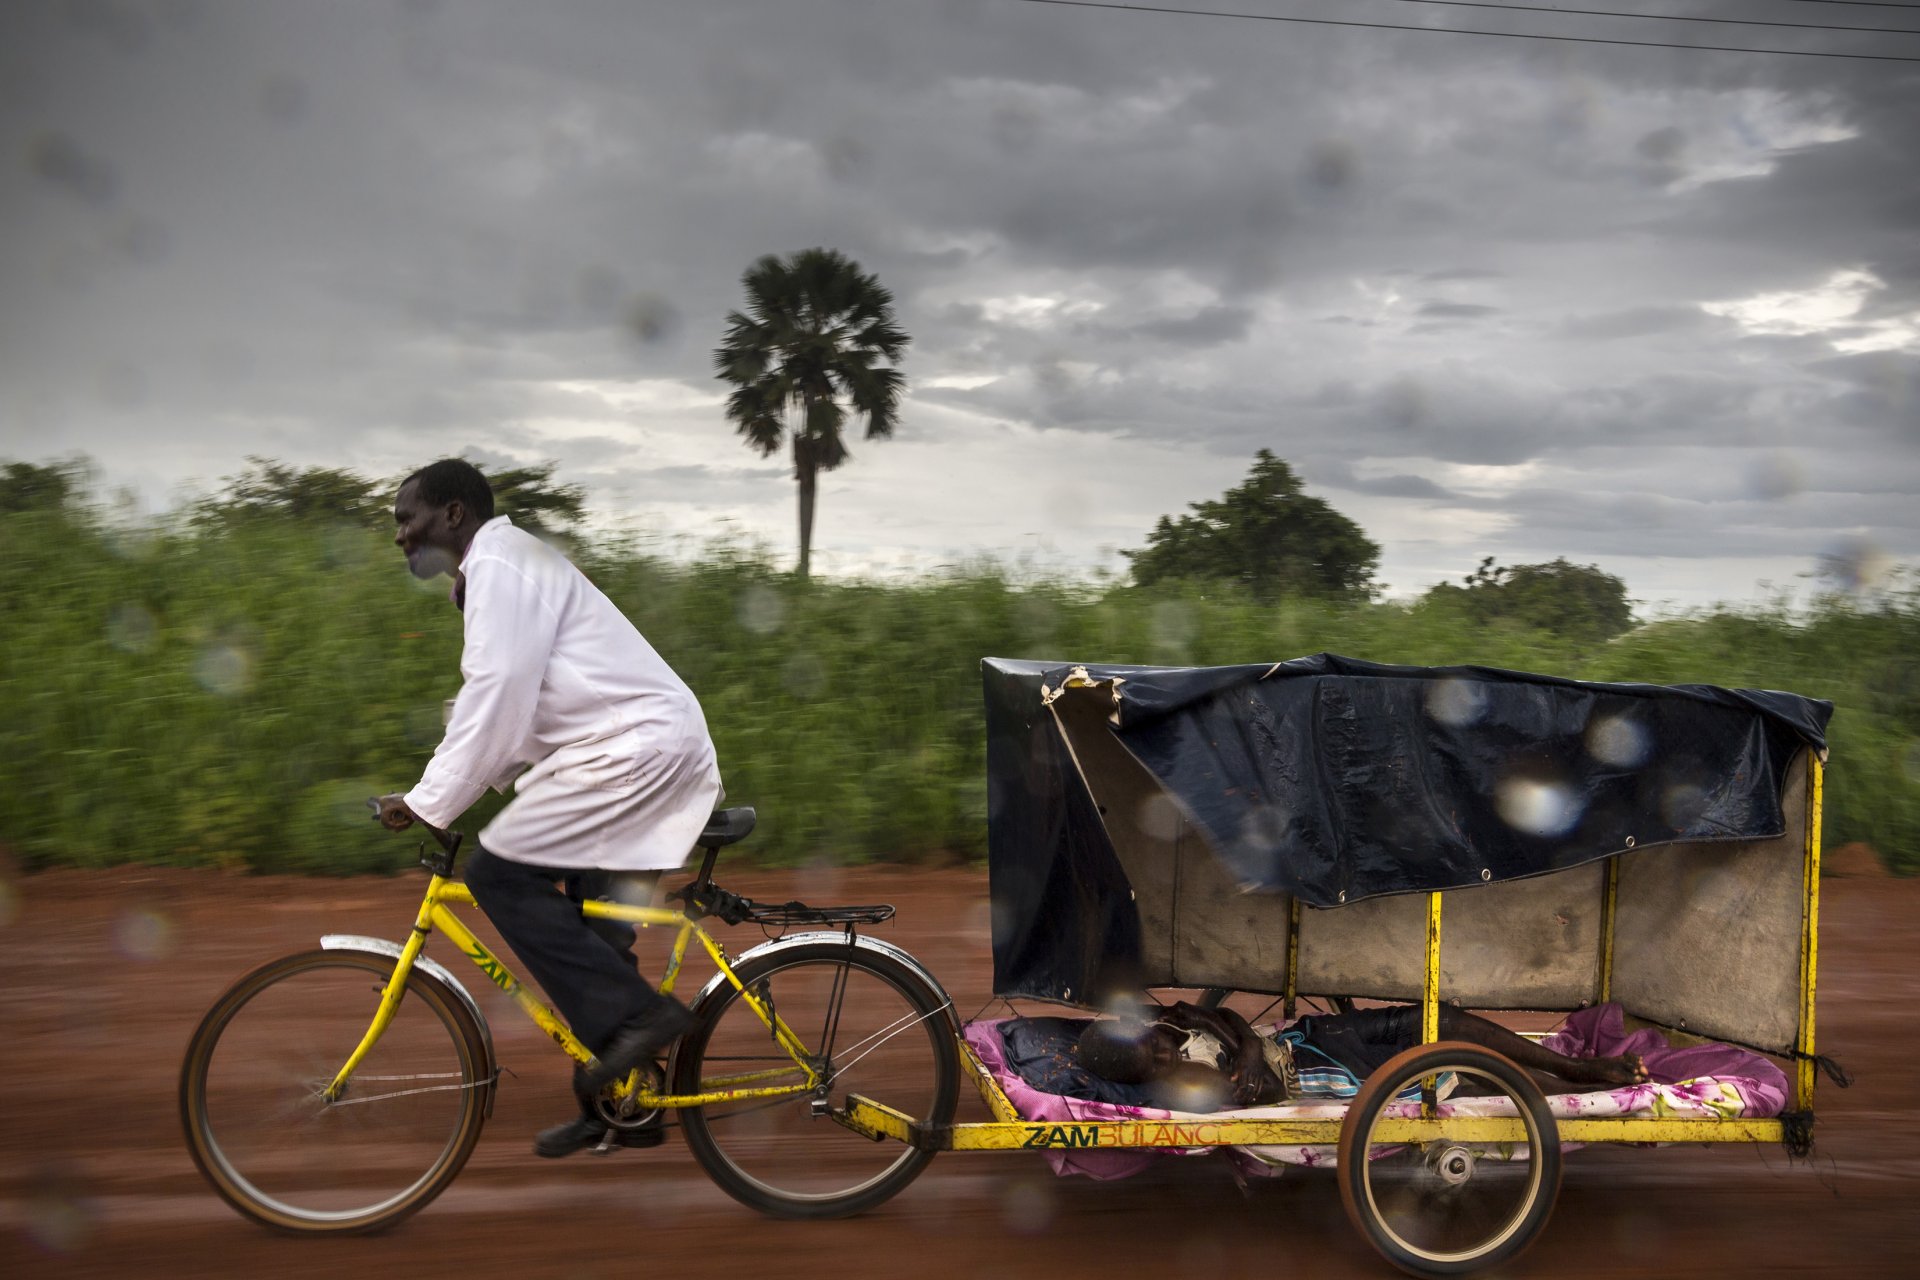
left=699, top=806, right=756, bottom=848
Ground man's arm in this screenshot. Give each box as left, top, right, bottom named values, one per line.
left=404, top=553, right=561, bottom=827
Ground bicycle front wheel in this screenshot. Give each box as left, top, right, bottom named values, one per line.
left=672, top=940, right=958, bottom=1219
left=180, top=949, right=489, bottom=1233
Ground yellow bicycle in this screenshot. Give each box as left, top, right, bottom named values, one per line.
left=179, top=807, right=961, bottom=1233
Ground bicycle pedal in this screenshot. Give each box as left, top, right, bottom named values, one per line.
left=590, top=1124, right=665, bottom=1155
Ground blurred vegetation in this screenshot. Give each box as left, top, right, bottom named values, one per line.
left=192, top=457, right=587, bottom=539
left=1, top=466, right=1914, bottom=876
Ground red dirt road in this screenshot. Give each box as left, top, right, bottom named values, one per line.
left=2, top=863, right=1916, bottom=1278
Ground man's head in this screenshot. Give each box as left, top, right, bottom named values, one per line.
left=393, top=459, right=494, bottom=579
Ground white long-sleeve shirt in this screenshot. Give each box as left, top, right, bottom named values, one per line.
left=405, top=516, right=721, bottom=870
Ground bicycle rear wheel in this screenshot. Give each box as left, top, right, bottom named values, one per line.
left=672, top=940, right=958, bottom=1219
left=180, top=949, right=489, bottom=1233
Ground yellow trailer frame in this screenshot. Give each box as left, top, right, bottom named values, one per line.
left=841, top=754, right=1824, bottom=1155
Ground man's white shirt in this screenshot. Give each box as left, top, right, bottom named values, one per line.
left=405, top=516, right=722, bottom=870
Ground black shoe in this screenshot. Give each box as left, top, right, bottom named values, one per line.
left=533, top=1112, right=666, bottom=1159
left=583, top=1000, right=696, bottom=1091
left=534, top=1112, right=610, bottom=1159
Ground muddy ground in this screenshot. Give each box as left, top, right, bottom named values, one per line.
left=1, top=862, right=1914, bottom=1277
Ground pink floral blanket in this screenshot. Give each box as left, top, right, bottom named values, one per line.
left=963, top=1004, right=1789, bottom=1180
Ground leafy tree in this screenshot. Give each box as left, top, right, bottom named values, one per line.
left=713, top=247, right=909, bottom=579
left=1427, top=556, right=1633, bottom=641
left=193, top=458, right=386, bottom=529
left=0, top=457, right=90, bottom=515
left=1124, top=450, right=1380, bottom=601
left=191, top=456, right=586, bottom=539
left=485, top=461, right=586, bottom=539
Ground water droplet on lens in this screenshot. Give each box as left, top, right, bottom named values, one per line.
left=781, top=652, right=825, bottom=699
left=1149, top=600, right=1194, bottom=658
left=1426, top=678, right=1487, bottom=727
left=1166, top=1073, right=1230, bottom=1113
left=736, top=584, right=785, bottom=635
left=194, top=643, right=253, bottom=696
left=1000, top=1177, right=1057, bottom=1234
left=1817, top=534, right=1892, bottom=594
left=1660, top=783, right=1707, bottom=829
left=1496, top=777, right=1583, bottom=837
left=1014, top=593, right=1058, bottom=647
left=1586, top=714, right=1649, bottom=768
left=625, top=293, right=680, bottom=344
left=1137, top=792, right=1184, bottom=841
left=1747, top=452, right=1803, bottom=501
left=1237, top=802, right=1289, bottom=849
left=1307, top=139, right=1357, bottom=189
left=107, top=602, right=157, bottom=653
left=114, top=909, right=174, bottom=961
left=21, top=1164, right=94, bottom=1252
left=28, top=132, right=118, bottom=205
left=404, top=704, right=446, bottom=748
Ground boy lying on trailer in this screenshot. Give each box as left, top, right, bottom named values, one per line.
left=1077, top=1001, right=1649, bottom=1111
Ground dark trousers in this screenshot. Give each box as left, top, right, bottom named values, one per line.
left=464, top=846, right=671, bottom=1054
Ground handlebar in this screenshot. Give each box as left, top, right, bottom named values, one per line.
left=369, top=797, right=463, bottom=875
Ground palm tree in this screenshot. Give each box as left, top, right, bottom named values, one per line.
left=713, top=248, right=909, bottom=579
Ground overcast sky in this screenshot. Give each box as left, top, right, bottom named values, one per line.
left=3, top=0, right=1916, bottom=610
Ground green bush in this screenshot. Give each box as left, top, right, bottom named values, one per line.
left=1, top=506, right=1911, bottom=875
left=281, top=779, right=414, bottom=876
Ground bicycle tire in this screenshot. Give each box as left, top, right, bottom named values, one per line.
left=671, top=940, right=958, bottom=1219
left=180, top=948, right=489, bottom=1233
left=1336, top=1041, right=1562, bottom=1278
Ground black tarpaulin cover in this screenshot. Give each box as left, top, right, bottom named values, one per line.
left=984, top=654, right=1831, bottom=1004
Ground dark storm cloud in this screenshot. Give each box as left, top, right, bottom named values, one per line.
left=1311, top=460, right=1458, bottom=502
left=1555, top=306, right=1716, bottom=342
left=1418, top=302, right=1499, bottom=320
left=1482, top=482, right=1920, bottom=564
left=1081, top=303, right=1256, bottom=347
left=27, top=131, right=119, bottom=205
left=1, top=0, right=1915, bottom=605
left=642, top=463, right=786, bottom=487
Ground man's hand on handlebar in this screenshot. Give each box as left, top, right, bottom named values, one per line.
left=370, top=794, right=462, bottom=863
left=374, top=793, right=419, bottom=832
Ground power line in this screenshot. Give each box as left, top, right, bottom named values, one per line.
left=1382, top=0, right=1920, bottom=37
left=1015, top=0, right=1920, bottom=62
left=1784, top=2, right=1920, bottom=10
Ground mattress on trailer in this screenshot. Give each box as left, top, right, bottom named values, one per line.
left=963, top=1007, right=1789, bottom=1181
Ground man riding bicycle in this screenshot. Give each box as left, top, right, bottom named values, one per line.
left=376, top=458, right=722, bottom=1157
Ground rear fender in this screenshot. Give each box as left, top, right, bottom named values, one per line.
left=686, top=931, right=960, bottom=1037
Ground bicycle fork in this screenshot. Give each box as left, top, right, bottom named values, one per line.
left=323, top=898, right=438, bottom=1102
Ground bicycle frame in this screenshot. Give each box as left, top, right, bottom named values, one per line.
left=324, top=873, right=823, bottom=1111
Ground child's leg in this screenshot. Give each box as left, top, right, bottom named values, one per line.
left=1435, top=1006, right=1646, bottom=1087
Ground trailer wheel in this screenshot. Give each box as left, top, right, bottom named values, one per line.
left=1336, top=1041, right=1561, bottom=1277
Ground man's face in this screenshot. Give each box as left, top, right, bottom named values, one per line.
left=392, top=479, right=464, bottom=580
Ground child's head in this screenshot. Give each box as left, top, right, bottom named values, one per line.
left=1076, top=1018, right=1160, bottom=1083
